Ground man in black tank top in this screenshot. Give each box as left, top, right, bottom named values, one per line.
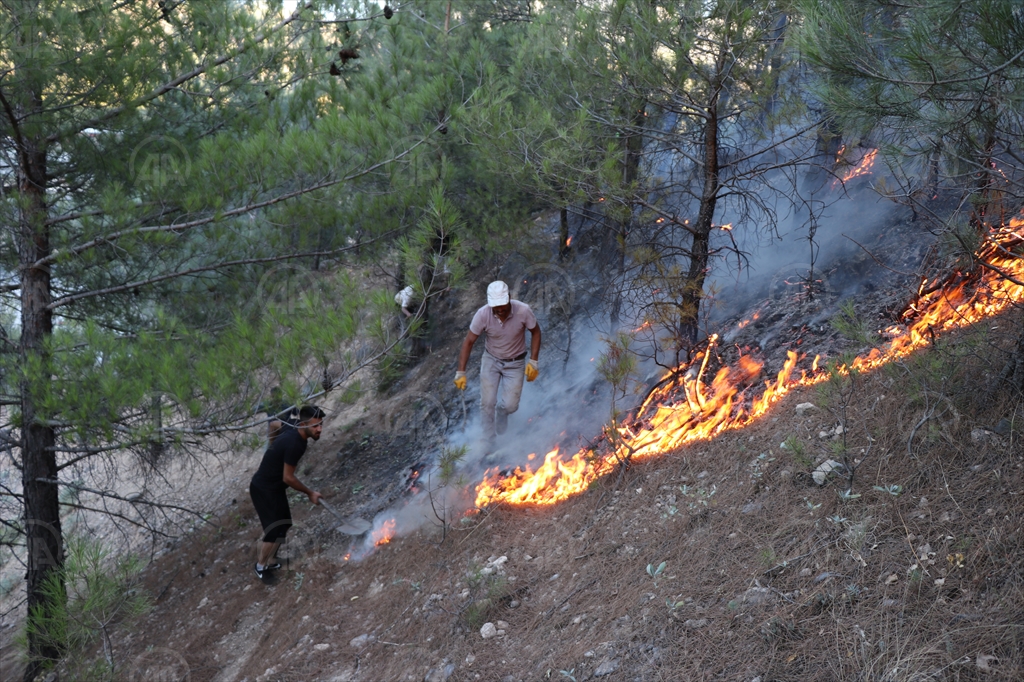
left=249, top=405, right=324, bottom=580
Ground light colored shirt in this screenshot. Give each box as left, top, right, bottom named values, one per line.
left=394, top=286, right=415, bottom=308
left=469, top=300, right=537, bottom=360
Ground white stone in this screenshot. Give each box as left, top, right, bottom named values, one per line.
left=349, top=634, right=374, bottom=649
left=796, top=402, right=817, bottom=416
left=812, top=459, right=843, bottom=485
left=314, top=643, right=330, bottom=651
left=480, top=622, right=498, bottom=639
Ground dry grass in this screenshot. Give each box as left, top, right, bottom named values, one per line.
left=54, top=314, right=1024, bottom=682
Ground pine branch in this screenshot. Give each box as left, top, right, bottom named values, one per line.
left=47, top=235, right=391, bottom=310
left=32, top=130, right=439, bottom=271
left=44, top=2, right=317, bottom=144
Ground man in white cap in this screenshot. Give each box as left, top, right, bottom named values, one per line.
left=454, top=281, right=541, bottom=442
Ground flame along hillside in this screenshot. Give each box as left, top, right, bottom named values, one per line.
left=474, top=217, right=1024, bottom=508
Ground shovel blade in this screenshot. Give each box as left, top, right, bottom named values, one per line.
left=335, top=517, right=372, bottom=535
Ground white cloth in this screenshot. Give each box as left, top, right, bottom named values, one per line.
left=394, top=285, right=415, bottom=308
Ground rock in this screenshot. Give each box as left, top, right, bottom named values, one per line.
left=480, top=622, right=497, bottom=639
left=976, top=653, right=999, bottom=671
left=741, top=587, right=776, bottom=605
left=349, top=634, right=375, bottom=649
left=818, top=431, right=829, bottom=439
left=197, top=597, right=208, bottom=609
left=697, top=470, right=709, bottom=479
left=796, top=402, right=817, bottom=416
left=424, top=663, right=455, bottom=682
left=993, top=417, right=1012, bottom=435
left=496, top=620, right=509, bottom=630
left=523, top=554, right=532, bottom=561
left=683, top=618, right=710, bottom=629
left=594, top=659, right=620, bottom=677
left=971, top=428, right=994, bottom=443
left=314, top=643, right=330, bottom=651
left=490, top=555, right=508, bottom=568
left=799, top=568, right=813, bottom=577
left=812, top=459, right=844, bottom=485
left=779, top=469, right=793, bottom=481
left=741, top=502, right=763, bottom=515
left=508, top=600, right=520, bottom=609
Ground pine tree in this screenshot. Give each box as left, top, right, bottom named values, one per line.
left=0, top=2, right=449, bottom=677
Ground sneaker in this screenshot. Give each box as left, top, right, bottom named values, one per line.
left=264, top=561, right=281, bottom=572
left=495, top=406, right=508, bottom=435
left=253, top=563, right=265, bottom=580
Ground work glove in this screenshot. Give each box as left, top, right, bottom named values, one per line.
left=454, top=371, right=467, bottom=391
left=525, top=359, right=539, bottom=382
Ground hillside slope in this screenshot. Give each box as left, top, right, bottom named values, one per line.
left=113, top=312, right=1023, bottom=682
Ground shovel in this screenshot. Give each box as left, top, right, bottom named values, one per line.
left=319, top=499, right=372, bottom=535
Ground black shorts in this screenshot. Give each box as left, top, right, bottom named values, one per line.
left=249, top=480, right=291, bottom=542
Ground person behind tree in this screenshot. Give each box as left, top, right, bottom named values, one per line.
left=454, top=281, right=541, bottom=447
left=248, top=405, right=325, bottom=581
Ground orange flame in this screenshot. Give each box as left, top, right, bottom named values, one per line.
left=566, top=236, right=573, bottom=247
left=833, top=149, right=878, bottom=188
left=373, top=519, right=396, bottom=546
left=475, top=218, right=1024, bottom=509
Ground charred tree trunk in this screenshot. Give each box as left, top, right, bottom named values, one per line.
left=18, top=124, right=63, bottom=680
left=677, top=63, right=723, bottom=365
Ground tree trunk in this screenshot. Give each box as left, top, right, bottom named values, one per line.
left=558, top=206, right=569, bottom=261
left=677, top=70, right=722, bottom=365
left=19, top=129, right=63, bottom=680
left=610, top=98, right=645, bottom=330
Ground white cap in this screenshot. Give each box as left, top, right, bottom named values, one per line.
left=486, top=280, right=510, bottom=307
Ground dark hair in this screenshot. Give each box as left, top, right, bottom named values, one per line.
left=299, top=405, right=325, bottom=422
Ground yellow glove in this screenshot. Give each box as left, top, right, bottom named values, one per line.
left=525, top=359, right=539, bottom=382
left=454, top=371, right=467, bottom=391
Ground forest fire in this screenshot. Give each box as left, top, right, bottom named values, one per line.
left=373, top=519, right=396, bottom=546
left=475, top=218, right=1024, bottom=508
left=833, top=149, right=878, bottom=187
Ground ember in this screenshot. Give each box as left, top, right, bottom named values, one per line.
left=475, top=219, right=1024, bottom=508
left=833, top=149, right=878, bottom=188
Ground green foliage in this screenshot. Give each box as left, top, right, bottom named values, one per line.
left=437, top=445, right=468, bottom=487
left=21, top=537, right=150, bottom=679
left=831, top=300, right=876, bottom=345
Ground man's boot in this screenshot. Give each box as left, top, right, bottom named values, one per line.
left=495, top=406, right=509, bottom=435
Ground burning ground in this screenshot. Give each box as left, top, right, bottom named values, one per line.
left=81, top=210, right=1024, bottom=682
left=1, top=191, right=1017, bottom=679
